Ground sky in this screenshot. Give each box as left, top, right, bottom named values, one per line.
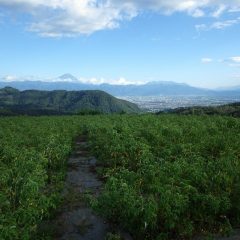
left=0, top=0, right=240, bottom=88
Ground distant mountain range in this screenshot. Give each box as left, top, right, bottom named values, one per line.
left=1, top=74, right=240, bottom=97
left=0, top=87, right=140, bottom=116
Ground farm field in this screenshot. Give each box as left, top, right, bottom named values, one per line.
left=0, top=114, right=240, bottom=239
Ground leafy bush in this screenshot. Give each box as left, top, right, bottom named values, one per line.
left=1, top=114, right=240, bottom=239
left=87, top=115, right=240, bottom=239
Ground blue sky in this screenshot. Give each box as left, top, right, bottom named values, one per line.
left=0, top=0, right=240, bottom=88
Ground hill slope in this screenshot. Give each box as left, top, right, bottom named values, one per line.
left=158, top=102, right=240, bottom=117
left=0, top=87, right=140, bottom=115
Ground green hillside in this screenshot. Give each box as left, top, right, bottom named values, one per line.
left=0, top=87, right=140, bottom=115
left=158, top=102, right=240, bottom=117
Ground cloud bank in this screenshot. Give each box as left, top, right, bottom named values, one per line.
left=1, top=0, right=240, bottom=37
left=200, top=56, right=240, bottom=67
left=1, top=74, right=146, bottom=85
left=227, top=56, right=240, bottom=67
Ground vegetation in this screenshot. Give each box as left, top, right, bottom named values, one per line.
left=0, top=116, right=81, bottom=239
left=87, top=115, right=240, bottom=239
left=1, top=114, right=240, bottom=239
left=0, top=87, right=140, bottom=115
left=159, top=102, right=240, bottom=117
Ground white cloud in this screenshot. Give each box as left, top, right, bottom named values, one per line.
left=222, top=56, right=240, bottom=67
left=230, top=56, right=240, bottom=63
left=1, top=0, right=240, bottom=37
left=2, top=75, right=18, bottom=81
left=211, top=19, right=239, bottom=29
left=212, top=4, right=226, bottom=17
left=79, top=76, right=145, bottom=85
left=1, top=74, right=47, bottom=82
left=229, top=57, right=240, bottom=67
left=196, top=17, right=240, bottom=31
left=195, top=24, right=207, bottom=32
left=229, top=5, right=240, bottom=13
left=0, top=0, right=138, bottom=37
left=191, top=9, right=205, bottom=17
left=200, top=56, right=240, bottom=67
left=1, top=74, right=146, bottom=85
left=232, top=73, right=240, bottom=79
left=201, top=58, right=213, bottom=63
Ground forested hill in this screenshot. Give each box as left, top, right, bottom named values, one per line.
left=0, top=87, right=140, bottom=115
left=158, top=102, right=240, bottom=117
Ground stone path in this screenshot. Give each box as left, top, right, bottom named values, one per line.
left=40, top=135, right=239, bottom=240
left=53, top=135, right=110, bottom=240
left=195, top=229, right=240, bottom=240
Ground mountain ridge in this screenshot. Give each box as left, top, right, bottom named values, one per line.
left=0, top=87, right=140, bottom=115
left=158, top=102, right=240, bottom=117
left=1, top=75, right=240, bottom=96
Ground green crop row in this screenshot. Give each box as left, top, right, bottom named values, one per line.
left=86, top=115, right=240, bottom=239
left=0, top=116, right=82, bottom=239
left=1, top=114, right=240, bottom=239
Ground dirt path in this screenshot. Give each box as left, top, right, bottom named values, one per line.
left=52, top=135, right=110, bottom=240
left=39, top=136, right=239, bottom=240
left=194, top=229, right=240, bottom=240
left=216, top=230, right=240, bottom=240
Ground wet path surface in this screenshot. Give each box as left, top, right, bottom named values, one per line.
left=53, top=135, right=110, bottom=240
left=40, top=136, right=239, bottom=240
left=195, top=229, right=240, bottom=240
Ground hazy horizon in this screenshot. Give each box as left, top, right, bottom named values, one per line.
left=1, top=73, right=240, bottom=90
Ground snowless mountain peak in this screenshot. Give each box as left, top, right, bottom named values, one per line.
left=58, top=74, right=79, bottom=82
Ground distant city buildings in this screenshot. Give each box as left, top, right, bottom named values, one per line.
left=121, top=96, right=240, bottom=112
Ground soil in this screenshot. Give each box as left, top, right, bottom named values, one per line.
left=40, top=136, right=240, bottom=240
left=49, top=136, right=109, bottom=240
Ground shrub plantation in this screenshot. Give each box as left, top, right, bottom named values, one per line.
left=0, top=114, right=239, bottom=239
